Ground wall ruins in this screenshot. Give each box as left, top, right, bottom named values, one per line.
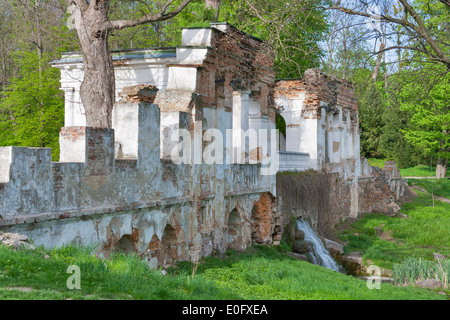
left=274, top=70, right=408, bottom=236
left=0, top=23, right=409, bottom=266
left=0, top=24, right=280, bottom=268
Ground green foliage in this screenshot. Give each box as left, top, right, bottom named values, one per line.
left=161, top=0, right=330, bottom=78
left=358, top=83, right=386, bottom=158
left=398, top=72, right=450, bottom=165
left=380, top=103, right=424, bottom=168
left=0, top=51, right=64, bottom=160
left=367, top=158, right=386, bottom=169
left=107, top=0, right=185, bottom=49
left=222, top=0, right=330, bottom=78
left=400, top=165, right=443, bottom=177
left=275, top=113, right=286, bottom=138
left=161, top=0, right=217, bottom=46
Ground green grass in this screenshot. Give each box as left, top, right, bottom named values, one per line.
left=400, top=165, right=449, bottom=177
left=0, top=245, right=235, bottom=300
left=366, top=158, right=449, bottom=177
left=0, top=242, right=445, bottom=300
left=339, top=191, right=450, bottom=271
left=406, top=178, right=450, bottom=199
left=367, top=158, right=387, bottom=169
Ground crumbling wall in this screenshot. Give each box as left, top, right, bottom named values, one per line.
left=0, top=24, right=281, bottom=269
left=275, top=69, right=360, bottom=173
left=274, top=69, right=409, bottom=237
left=276, top=170, right=330, bottom=233
left=358, top=158, right=408, bottom=215
left=275, top=69, right=362, bottom=235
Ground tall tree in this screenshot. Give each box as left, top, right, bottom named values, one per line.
left=328, top=0, right=449, bottom=177
left=397, top=70, right=449, bottom=179
left=67, top=0, right=192, bottom=128
left=124, top=0, right=330, bottom=78
left=0, top=1, right=14, bottom=95
left=320, top=8, right=373, bottom=81
left=205, top=0, right=220, bottom=21
left=0, top=51, right=64, bottom=160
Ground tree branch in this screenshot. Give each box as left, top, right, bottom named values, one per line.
left=438, top=0, right=450, bottom=8
left=397, top=0, right=450, bottom=68
left=107, top=0, right=192, bottom=31
left=328, top=1, right=450, bottom=69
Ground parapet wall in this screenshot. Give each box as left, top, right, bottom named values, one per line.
left=358, top=159, right=408, bottom=215
left=0, top=100, right=279, bottom=267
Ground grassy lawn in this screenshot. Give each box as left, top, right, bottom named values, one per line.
left=367, top=158, right=449, bottom=177
left=406, top=178, right=450, bottom=199
left=0, top=241, right=445, bottom=300
left=338, top=191, right=450, bottom=289
left=400, top=165, right=449, bottom=177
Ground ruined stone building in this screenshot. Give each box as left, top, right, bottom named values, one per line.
left=0, top=23, right=406, bottom=268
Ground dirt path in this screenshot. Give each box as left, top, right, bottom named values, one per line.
left=411, top=185, right=450, bottom=204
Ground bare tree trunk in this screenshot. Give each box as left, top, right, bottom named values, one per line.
left=436, top=158, right=448, bottom=180
left=0, top=49, right=6, bottom=94
left=76, top=8, right=115, bottom=128
left=205, top=0, right=221, bottom=21
left=69, top=0, right=191, bottom=128
left=372, top=42, right=385, bottom=82
left=382, top=28, right=388, bottom=93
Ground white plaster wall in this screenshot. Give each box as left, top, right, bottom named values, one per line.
left=0, top=147, right=12, bottom=183
left=278, top=151, right=310, bottom=172
left=217, top=107, right=233, bottom=165
left=59, top=133, right=86, bottom=163
left=232, top=91, right=250, bottom=163
left=114, top=63, right=170, bottom=96
left=248, top=97, right=263, bottom=141
left=176, top=48, right=209, bottom=65
left=182, top=28, right=213, bottom=47
left=300, top=117, right=319, bottom=170
left=112, top=103, right=140, bottom=159
left=316, top=108, right=327, bottom=171
left=166, top=66, right=198, bottom=92
left=276, top=91, right=321, bottom=170
left=54, top=56, right=176, bottom=127
left=160, top=111, right=183, bottom=160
